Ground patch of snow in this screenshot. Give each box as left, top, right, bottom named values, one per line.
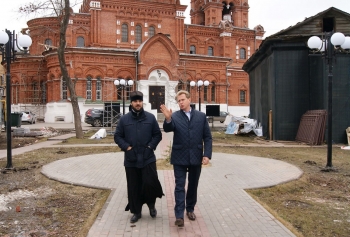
left=0, top=187, right=54, bottom=212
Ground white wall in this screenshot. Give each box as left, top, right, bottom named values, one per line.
left=227, top=106, right=250, bottom=117
left=43, top=100, right=159, bottom=123
left=14, top=101, right=249, bottom=123
left=188, top=103, right=250, bottom=117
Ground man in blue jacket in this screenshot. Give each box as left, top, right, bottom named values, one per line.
left=160, top=90, right=212, bottom=227
left=114, top=91, right=163, bottom=223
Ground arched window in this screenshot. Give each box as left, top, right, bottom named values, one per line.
left=125, top=78, right=134, bottom=100
left=211, top=82, right=216, bottom=102
left=239, top=48, right=246, bottom=59
left=86, top=76, right=92, bottom=100
left=32, top=81, right=39, bottom=101
left=116, top=82, right=121, bottom=100
left=41, top=82, right=46, bottom=104
left=32, top=82, right=38, bottom=91
left=177, top=80, right=185, bottom=92
left=12, top=82, right=19, bottom=104
left=190, top=45, right=196, bottom=54
left=239, top=90, right=247, bottom=103
left=149, top=26, right=155, bottom=38
left=62, top=78, right=67, bottom=100
left=204, top=85, right=208, bottom=102
left=122, top=24, right=128, bottom=42
left=45, top=39, right=52, bottom=46
left=96, top=77, right=102, bottom=100
left=135, top=25, right=142, bottom=43
left=208, top=46, right=213, bottom=56
left=186, top=80, right=191, bottom=92
left=77, top=36, right=85, bottom=47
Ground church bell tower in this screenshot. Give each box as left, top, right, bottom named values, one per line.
left=190, top=0, right=249, bottom=27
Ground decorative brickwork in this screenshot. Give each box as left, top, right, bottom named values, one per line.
left=6, top=0, right=264, bottom=117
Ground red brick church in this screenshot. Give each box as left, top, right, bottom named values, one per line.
left=9, top=0, right=264, bottom=122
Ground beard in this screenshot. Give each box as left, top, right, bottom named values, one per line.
left=131, top=105, right=143, bottom=113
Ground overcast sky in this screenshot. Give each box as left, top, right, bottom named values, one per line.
left=1, top=0, right=349, bottom=38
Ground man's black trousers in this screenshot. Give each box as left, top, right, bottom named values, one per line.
left=125, top=162, right=163, bottom=214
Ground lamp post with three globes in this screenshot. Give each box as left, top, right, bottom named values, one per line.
left=114, top=79, right=134, bottom=115
left=190, top=80, right=209, bottom=111
left=307, top=32, right=350, bottom=168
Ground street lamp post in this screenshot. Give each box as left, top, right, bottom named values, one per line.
left=114, top=79, right=134, bottom=114
left=0, top=30, right=32, bottom=169
left=0, top=87, right=4, bottom=133
left=190, top=80, right=209, bottom=111
left=307, top=32, right=350, bottom=168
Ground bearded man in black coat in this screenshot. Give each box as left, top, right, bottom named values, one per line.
left=114, top=91, right=163, bottom=223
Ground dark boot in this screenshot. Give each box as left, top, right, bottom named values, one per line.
left=149, top=207, right=157, bottom=218
left=130, top=213, right=141, bottom=223
left=175, top=218, right=184, bottom=227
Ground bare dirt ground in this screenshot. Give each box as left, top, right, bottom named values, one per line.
left=0, top=136, right=39, bottom=150
left=0, top=131, right=349, bottom=237
left=0, top=141, right=112, bottom=237
left=212, top=132, right=350, bottom=237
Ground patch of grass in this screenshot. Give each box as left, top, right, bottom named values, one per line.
left=157, top=141, right=173, bottom=170
left=211, top=131, right=257, bottom=144
left=156, top=159, right=173, bottom=170
left=3, top=146, right=118, bottom=167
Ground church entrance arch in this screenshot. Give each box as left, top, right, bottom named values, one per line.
left=146, top=69, right=169, bottom=113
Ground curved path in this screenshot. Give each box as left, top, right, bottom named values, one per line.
left=42, top=148, right=302, bottom=237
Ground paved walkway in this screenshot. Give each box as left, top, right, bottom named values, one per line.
left=0, top=127, right=303, bottom=237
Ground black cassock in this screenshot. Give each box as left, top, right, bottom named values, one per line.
left=125, top=162, right=164, bottom=213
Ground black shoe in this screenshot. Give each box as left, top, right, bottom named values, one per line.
left=149, top=207, right=157, bottom=218
left=130, top=213, right=141, bottom=223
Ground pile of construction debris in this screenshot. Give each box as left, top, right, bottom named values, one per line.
left=224, top=115, right=262, bottom=136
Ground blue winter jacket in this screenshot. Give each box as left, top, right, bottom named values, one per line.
left=163, top=109, right=212, bottom=166
left=114, top=109, right=162, bottom=168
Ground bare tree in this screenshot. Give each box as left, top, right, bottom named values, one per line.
left=20, top=0, right=83, bottom=138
